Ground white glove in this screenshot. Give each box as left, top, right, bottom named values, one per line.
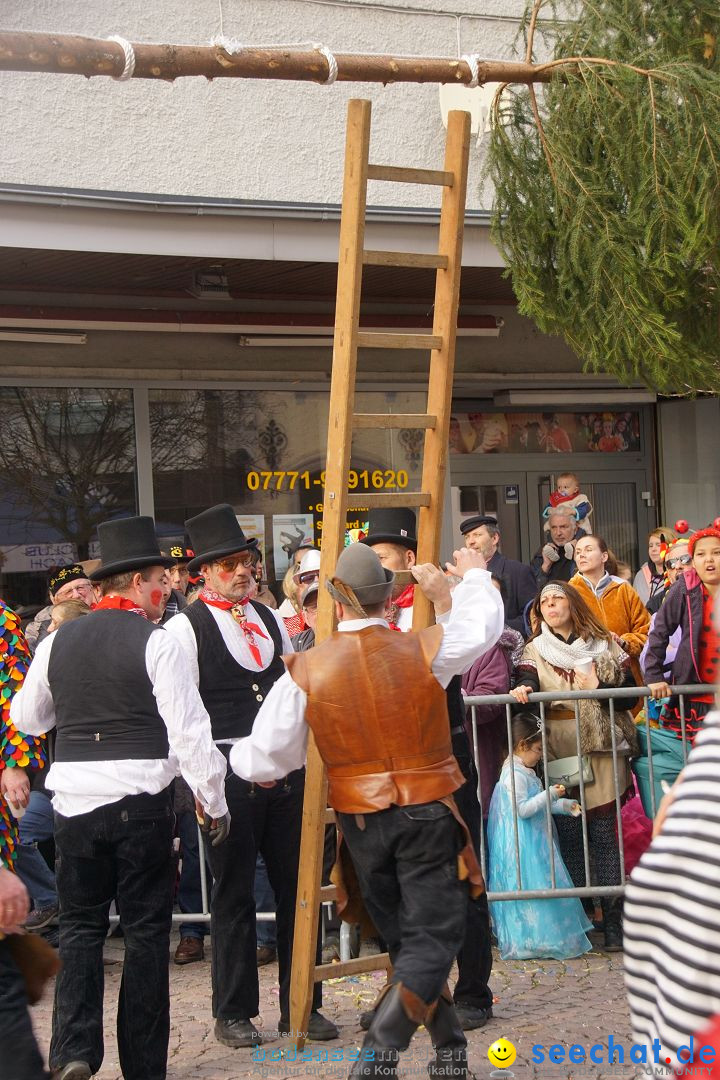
left=542, top=544, right=560, bottom=564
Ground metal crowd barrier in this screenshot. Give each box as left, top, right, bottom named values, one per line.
left=85, top=683, right=710, bottom=939
left=464, top=683, right=710, bottom=902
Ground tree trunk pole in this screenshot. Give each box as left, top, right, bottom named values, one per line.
left=0, top=31, right=555, bottom=85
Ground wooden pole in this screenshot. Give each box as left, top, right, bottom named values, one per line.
left=0, top=31, right=557, bottom=85
left=287, top=98, right=372, bottom=1049
left=413, top=110, right=471, bottom=630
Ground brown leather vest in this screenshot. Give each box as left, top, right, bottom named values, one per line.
left=284, top=624, right=465, bottom=813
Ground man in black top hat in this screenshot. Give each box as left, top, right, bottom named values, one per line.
left=459, top=515, right=537, bottom=636
left=360, top=508, right=496, bottom=1033
left=11, top=516, right=230, bottom=1080
left=166, top=503, right=338, bottom=1048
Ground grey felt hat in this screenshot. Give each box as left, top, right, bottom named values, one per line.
left=326, top=542, right=395, bottom=608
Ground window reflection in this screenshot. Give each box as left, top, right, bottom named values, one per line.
left=0, top=388, right=137, bottom=609
left=149, top=388, right=425, bottom=582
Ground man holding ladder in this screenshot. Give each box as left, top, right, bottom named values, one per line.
left=231, top=542, right=503, bottom=1078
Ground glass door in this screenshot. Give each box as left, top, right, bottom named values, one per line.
left=526, top=469, right=651, bottom=573
left=451, top=460, right=652, bottom=572
left=450, top=468, right=531, bottom=563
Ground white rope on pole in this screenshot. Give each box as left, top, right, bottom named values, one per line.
left=210, top=33, right=245, bottom=55
left=460, top=53, right=480, bottom=88
left=106, top=35, right=136, bottom=81
left=311, top=42, right=338, bottom=84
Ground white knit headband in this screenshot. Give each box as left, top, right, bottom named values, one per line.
left=540, top=583, right=567, bottom=600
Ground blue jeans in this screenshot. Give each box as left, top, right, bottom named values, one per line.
left=49, top=789, right=175, bottom=1080
left=15, top=790, right=57, bottom=910
left=176, top=811, right=207, bottom=941
left=255, top=853, right=277, bottom=948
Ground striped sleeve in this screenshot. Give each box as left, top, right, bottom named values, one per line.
left=624, top=715, right=720, bottom=1064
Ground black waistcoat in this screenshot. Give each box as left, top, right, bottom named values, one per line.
left=48, top=609, right=169, bottom=762
left=180, top=600, right=285, bottom=741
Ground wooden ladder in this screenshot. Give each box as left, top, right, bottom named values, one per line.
left=289, top=97, right=471, bottom=1046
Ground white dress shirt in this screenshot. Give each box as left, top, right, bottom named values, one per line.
left=165, top=600, right=294, bottom=743
left=230, top=567, right=503, bottom=784
left=10, top=628, right=229, bottom=820
left=394, top=605, right=414, bottom=632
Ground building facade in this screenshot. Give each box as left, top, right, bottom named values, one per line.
left=0, top=0, right=715, bottom=607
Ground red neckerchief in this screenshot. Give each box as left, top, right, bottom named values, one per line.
left=283, top=612, right=306, bottom=638
left=200, top=587, right=268, bottom=666
left=95, top=595, right=148, bottom=619
left=388, top=583, right=415, bottom=629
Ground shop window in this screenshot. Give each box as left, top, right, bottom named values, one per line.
left=450, top=411, right=641, bottom=454
left=148, top=388, right=425, bottom=585
left=0, top=388, right=137, bottom=612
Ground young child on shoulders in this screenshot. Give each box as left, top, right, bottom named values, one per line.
left=48, top=599, right=92, bottom=633
left=487, top=712, right=593, bottom=960
left=543, top=473, right=593, bottom=537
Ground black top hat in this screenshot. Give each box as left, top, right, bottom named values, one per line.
left=90, top=517, right=174, bottom=581
left=163, top=542, right=195, bottom=565
left=185, top=503, right=258, bottom=574
left=459, top=514, right=498, bottom=536
left=360, top=507, right=417, bottom=552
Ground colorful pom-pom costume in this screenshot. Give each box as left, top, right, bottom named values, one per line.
left=0, top=601, right=45, bottom=870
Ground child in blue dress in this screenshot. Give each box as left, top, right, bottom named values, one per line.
left=488, top=712, right=593, bottom=960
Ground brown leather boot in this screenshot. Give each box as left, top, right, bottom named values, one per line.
left=424, top=993, right=469, bottom=1079
left=348, top=983, right=423, bottom=1078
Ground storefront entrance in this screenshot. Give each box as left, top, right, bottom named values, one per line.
left=450, top=468, right=652, bottom=571
left=449, top=408, right=657, bottom=572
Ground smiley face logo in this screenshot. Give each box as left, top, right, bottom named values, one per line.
left=488, top=1039, right=517, bottom=1069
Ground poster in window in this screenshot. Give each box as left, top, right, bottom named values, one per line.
left=235, top=515, right=266, bottom=560
left=272, top=514, right=315, bottom=577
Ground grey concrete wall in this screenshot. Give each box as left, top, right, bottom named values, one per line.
left=2, top=0, right=529, bottom=208
left=658, top=399, right=720, bottom=529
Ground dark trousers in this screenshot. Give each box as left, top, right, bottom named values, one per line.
left=554, top=810, right=623, bottom=888
left=255, top=854, right=277, bottom=949
left=49, top=790, right=175, bottom=1080
left=204, top=767, right=321, bottom=1021
left=176, top=810, right=207, bottom=941
left=338, top=802, right=468, bottom=1004
left=0, top=938, right=49, bottom=1080
left=452, top=754, right=494, bottom=1011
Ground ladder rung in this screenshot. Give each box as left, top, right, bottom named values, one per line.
left=323, top=807, right=336, bottom=825
left=363, top=250, right=448, bottom=269
left=367, top=164, right=454, bottom=187
left=320, top=885, right=337, bottom=903
left=353, top=413, right=436, bottom=430
left=315, top=953, right=392, bottom=981
left=357, top=332, right=442, bottom=350
left=347, top=492, right=431, bottom=509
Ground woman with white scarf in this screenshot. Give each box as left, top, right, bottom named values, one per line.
left=510, top=582, right=636, bottom=950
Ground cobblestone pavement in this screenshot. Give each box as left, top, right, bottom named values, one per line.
left=33, top=932, right=634, bottom=1079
